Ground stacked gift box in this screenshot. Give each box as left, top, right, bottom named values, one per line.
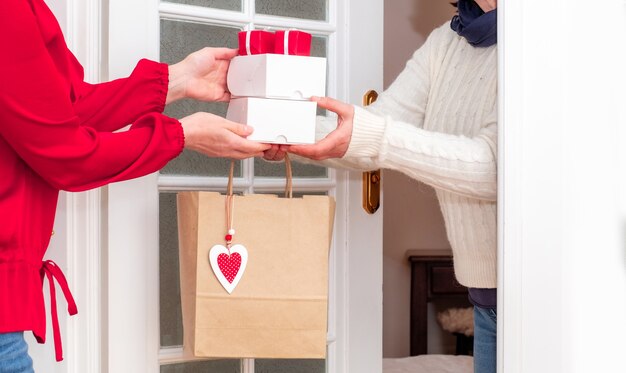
left=226, top=30, right=327, bottom=144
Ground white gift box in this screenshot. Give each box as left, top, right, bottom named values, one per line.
left=226, top=97, right=317, bottom=144
left=227, top=54, right=327, bottom=100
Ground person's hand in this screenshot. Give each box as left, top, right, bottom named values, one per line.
left=180, top=112, right=271, bottom=159
left=288, top=96, right=355, bottom=160
left=263, top=144, right=289, bottom=162
left=166, top=47, right=238, bottom=105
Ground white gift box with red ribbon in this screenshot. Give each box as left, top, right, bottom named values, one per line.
left=227, top=54, right=326, bottom=100
left=227, top=97, right=317, bottom=144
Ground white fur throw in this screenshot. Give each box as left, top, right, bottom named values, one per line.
left=436, top=307, right=474, bottom=336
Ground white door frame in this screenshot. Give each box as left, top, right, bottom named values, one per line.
left=498, top=2, right=570, bottom=371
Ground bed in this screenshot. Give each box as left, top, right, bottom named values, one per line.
left=382, top=251, right=474, bottom=373
left=383, top=354, right=473, bottom=373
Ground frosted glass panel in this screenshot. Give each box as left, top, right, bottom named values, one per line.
left=159, top=193, right=183, bottom=347
left=161, top=149, right=241, bottom=177
left=161, top=360, right=240, bottom=373
left=165, top=0, right=242, bottom=11
left=160, top=20, right=241, bottom=177
left=255, top=359, right=325, bottom=373
left=310, top=36, right=327, bottom=58
left=310, top=36, right=328, bottom=117
left=256, top=0, right=327, bottom=21
left=254, top=158, right=327, bottom=178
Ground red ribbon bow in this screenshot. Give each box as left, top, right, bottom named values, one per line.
left=237, top=29, right=312, bottom=56
left=41, top=260, right=78, bottom=362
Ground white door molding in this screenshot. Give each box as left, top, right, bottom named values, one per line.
left=499, top=1, right=626, bottom=372
left=65, top=1, right=104, bottom=373
left=499, top=1, right=569, bottom=371
left=336, top=1, right=384, bottom=372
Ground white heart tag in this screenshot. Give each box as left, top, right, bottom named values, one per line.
left=209, top=244, right=248, bottom=294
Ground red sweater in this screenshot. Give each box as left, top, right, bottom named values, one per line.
left=0, top=0, right=184, bottom=361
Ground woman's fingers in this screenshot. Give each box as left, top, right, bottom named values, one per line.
left=231, top=150, right=267, bottom=160
left=263, top=145, right=279, bottom=160
left=179, top=48, right=235, bottom=103
left=222, top=120, right=254, bottom=137
left=218, top=92, right=232, bottom=103
left=226, top=132, right=271, bottom=153
left=223, top=124, right=271, bottom=155
left=208, top=47, right=238, bottom=60
left=263, top=145, right=287, bottom=161
left=181, top=112, right=270, bottom=159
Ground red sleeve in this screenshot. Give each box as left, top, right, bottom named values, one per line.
left=69, top=55, right=171, bottom=132
left=0, top=0, right=184, bottom=192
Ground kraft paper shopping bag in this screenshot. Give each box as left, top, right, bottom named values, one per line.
left=177, top=157, right=335, bottom=359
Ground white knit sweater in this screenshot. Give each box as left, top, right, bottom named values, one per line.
left=318, top=23, right=498, bottom=288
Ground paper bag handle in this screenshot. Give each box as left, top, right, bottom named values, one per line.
left=227, top=155, right=293, bottom=198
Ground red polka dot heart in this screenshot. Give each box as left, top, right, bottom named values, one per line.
left=209, top=244, right=248, bottom=294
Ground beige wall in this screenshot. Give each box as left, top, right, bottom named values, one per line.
left=383, top=0, right=456, bottom=87
left=382, top=0, right=458, bottom=358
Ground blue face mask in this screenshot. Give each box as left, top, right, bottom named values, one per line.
left=450, top=0, right=497, bottom=47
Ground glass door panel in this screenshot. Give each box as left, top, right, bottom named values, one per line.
left=166, top=0, right=243, bottom=11
left=254, top=160, right=327, bottom=178
left=255, top=0, right=327, bottom=21
left=160, top=20, right=242, bottom=177
left=161, top=360, right=241, bottom=373
left=255, top=359, right=325, bottom=373
left=159, top=192, right=183, bottom=348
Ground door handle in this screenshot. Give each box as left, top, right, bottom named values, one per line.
left=362, top=90, right=381, bottom=215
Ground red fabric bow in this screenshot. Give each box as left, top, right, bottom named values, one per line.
left=237, top=29, right=312, bottom=56
left=237, top=30, right=276, bottom=55
left=274, top=30, right=312, bottom=56
left=41, top=260, right=78, bottom=362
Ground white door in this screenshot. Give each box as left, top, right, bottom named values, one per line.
left=499, top=1, right=626, bottom=372
left=106, top=1, right=383, bottom=372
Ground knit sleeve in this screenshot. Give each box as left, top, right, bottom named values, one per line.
left=0, top=0, right=184, bottom=192
left=69, top=55, right=171, bottom=132
left=344, top=106, right=497, bottom=201
left=293, top=106, right=497, bottom=201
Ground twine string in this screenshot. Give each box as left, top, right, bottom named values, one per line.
left=226, top=161, right=236, bottom=250
left=224, top=157, right=293, bottom=248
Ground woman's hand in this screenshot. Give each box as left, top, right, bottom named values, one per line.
left=181, top=112, right=271, bottom=159
left=287, top=96, right=355, bottom=160
left=263, top=144, right=288, bottom=162
left=167, top=47, right=238, bottom=105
